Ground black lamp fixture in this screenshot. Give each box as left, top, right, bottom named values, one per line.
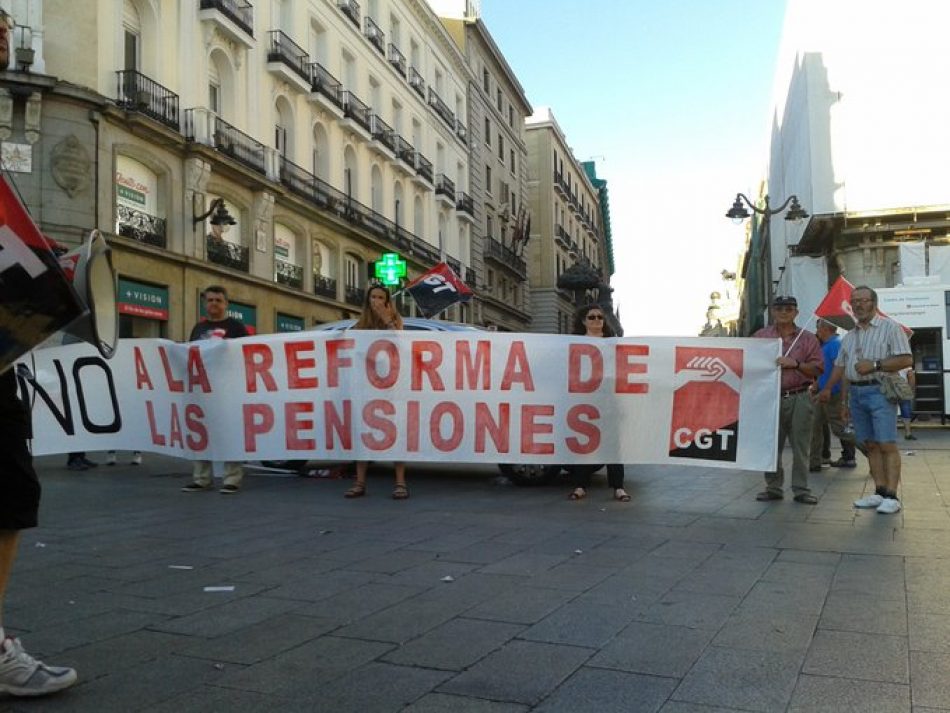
left=725, top=193, right=809, bottom=225
left=192, top=197, right=236, bottom=226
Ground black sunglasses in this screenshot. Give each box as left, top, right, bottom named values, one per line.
left=586, top=314, right=604, bottom=320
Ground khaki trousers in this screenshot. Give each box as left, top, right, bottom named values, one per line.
left=192, top=461, right=244, bottom=488
left=764, top=391, right=814, bottom=495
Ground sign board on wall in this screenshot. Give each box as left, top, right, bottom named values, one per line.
left=115, top=156, right=156, bottom=213
left=276, top=313, right=304, bottom=332
left=118, top=278, right=169, bottom=320
left=877, top=286, right=950, bottom=330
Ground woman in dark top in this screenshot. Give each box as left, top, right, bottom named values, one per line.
left=344, top=285, right=409, bottom=500
left=568, top=304, right=630, bottom=502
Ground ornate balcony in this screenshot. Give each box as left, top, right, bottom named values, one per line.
left=369, top=114, right=396, bottom=158
left=341, top=90, right=371, bottom=136
left=308, top=62, right=344, bottom=117
left=198, top=0, right=254, bottom=48
left=116, top=206, right=167, bottom=248
left=392, top=134, right=415, bottom=175
left=206, top=236, right=249, bottom=272
left=408, top=66, right=425, bottom=99
left=553, top=170, right=569, bottom=198
left=435, top=174, right=455, bottom=207
left=275, top=259, right=304, bottom=289
left=115, top=70, right=180, bottom=131
left=485, top=236, right=527, bottom=278
left=211, top=115, right=266, bottom=174
left=412, top=151, right=433, bottom=188
left=387, top=43, right=406, bottom=77
left=266, top=30, right=311, bottom=91
left=345, top=285, right=365, bottom=306
left=427, top=87, right=455, bottom=130
left=313, top=274, right=337, bottom=299
left=363, top=16, right=385, bottom=55
left=337, top=0, right=360, bottom=28
left=555, top=223, right=571, bottom=247
left=456, top=191, right=475, bottom=223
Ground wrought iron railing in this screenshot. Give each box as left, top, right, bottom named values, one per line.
left=200, top=0, right=254, bottom=36
left=345, top=285, right=365, bottom=306
left=408, top=66, right=425, bottom=98
left=427, top=87, right=455, bottom=129
left=211, top=115, right=266, bottom=174
left=370, top=114, right=396, bottom=153
left=275, top=259, right=304, bottom=289
left=465, top=267, right=477, bottom=289
left=342, top=90, right=371, bottom=132
left=309, top=62, right=343, bottom=108
left=116, top=206, right=167, bottom=248
left=387, top=43, right=406, bottom=76
left=115, top=70, right=180, bottom=130
left=435, top=174, right=455, bottom=199
left=485, top=236, right=526, bottom=277
left=414, top=152, right=433, bottom=183
left=313, top=274, right=337, bottom=298
left=393, top=134, right=415, bottom=165
left=278, top=158, right=441, bottom=267
left=337, top=0, right=360, bottom=27
left=363, top=16, right=385, bottom=55
left=456, top=191, right=474, bottom=217
left=266, top=30, right=310, bottom=83
left=555, top=224, right=571, bottom=246
left=206, top=236, right=249, bottom=272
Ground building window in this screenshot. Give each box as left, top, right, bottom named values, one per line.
left=482, top=67, right=490, bottom=93
left=496, top=88, right=502, bottom=112
left=484, top=117, right=491, bottom=146
left=209, top=82, right=220, bottom=114
left=510, top=149, right=515, bottom=173
left=345, top=255, right=360, bottom=288
left=508, top=105, right=513, bottom=127
left=497, top=134, right=504, bottom=161
left=485, top=165, right=492, bottom=195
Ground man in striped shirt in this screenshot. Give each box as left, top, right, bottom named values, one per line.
left=820, top=286, right=912, bottom=514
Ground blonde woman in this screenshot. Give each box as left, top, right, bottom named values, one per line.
left=344, top=285, right=409, bottom=499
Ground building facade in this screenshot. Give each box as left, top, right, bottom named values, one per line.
left=524, top=108, right=615, bottom=334
left=433, top=1, right=533, bottom=331
left=3, top=0, right=477, bottom=339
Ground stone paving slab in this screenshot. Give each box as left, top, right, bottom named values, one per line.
left=4, top=441, right=950, bottom=710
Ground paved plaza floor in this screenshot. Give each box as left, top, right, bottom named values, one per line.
left=3, top=427, right=950, bottom=711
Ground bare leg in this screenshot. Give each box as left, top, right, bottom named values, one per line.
left=355, top=461, right=368, bottom=486
left=865, top=442, right=886, bottom=488
left=0, top=530, right=20, bottom=629
left=880, top=443, right=902, bottom=491
left=394, top=462, right=406, bottom=487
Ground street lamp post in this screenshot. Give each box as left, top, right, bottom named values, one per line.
left=725, top=193, right=809, bottom=327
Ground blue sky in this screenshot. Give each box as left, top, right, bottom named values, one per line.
left=480, top=0, right=788, bottom=335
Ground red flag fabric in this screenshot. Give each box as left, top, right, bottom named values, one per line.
left=0, top=176, right=85, bottom=373
left=405, top=262, right=473, bottom=318
left=814, top=275, right=912, bottom=335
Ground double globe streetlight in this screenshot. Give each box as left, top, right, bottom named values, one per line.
left=725, top=193, right=809, bottom=224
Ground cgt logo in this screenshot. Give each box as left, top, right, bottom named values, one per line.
left=669, top=347, right=743, bottom=462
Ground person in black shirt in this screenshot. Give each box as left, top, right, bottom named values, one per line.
left=181, top=286, right=249, bottom=494
left=0, top=368, right=78, bottom=695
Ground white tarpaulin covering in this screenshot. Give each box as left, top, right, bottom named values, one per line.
left=785, top=255, right=829, bottom=326
left=16, top=332, right=782, bottom=471
left=899, top=242, right=927, bottom=283
left=926, top=244, right=950, bottom=284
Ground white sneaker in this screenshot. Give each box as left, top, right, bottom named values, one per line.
left=0, top=636, right=77, bottom=697
left=876, top=498, right=902, bottom=514
left=106, top=452, right=117, bottom=466
left=854, top=493, right=884, bottom=509
left=131, top=452, right=142, bottom=465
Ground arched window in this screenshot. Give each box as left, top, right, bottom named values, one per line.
left=343, top=145, right=358, bottom=200
left=275, top=96, right=294, bottom=159
left=122, top=1, right=141, bottom=71
left=312, top=121, right=330, bottom=179
left=208, top=49, right=235, bottom=119
left=274, top=223, right=303, bottom=289
left=115, top=155, right=164, bottom=246
left=413, top=194, right=423, bottom=237
left=393, top=181, right=404, bottom=227
left=370, top=164, right=383, bottom=213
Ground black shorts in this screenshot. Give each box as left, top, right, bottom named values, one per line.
left=0, top=433, right=41, bottom=530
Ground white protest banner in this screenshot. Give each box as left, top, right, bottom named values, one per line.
left=17, top=332, right=781, bottom=470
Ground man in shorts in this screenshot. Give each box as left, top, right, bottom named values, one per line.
left=0, top=368, right=78, bottom=696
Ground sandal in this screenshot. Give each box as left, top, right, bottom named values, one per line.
left=392, top=484, right=410, bottom=500
left=569, top=488, right=587, bottom=501
left=614, top=489, right=631, bottom=502
left=344, top=482, right=366, bottom=498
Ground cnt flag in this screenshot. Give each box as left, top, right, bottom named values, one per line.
left=0, top=176, right=85, bottom=374
left=405, top=262, right=473, bottom=318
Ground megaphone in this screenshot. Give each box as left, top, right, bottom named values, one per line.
left=57, top=230, right=119, bottom=359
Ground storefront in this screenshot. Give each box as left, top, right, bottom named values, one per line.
left=117, top=278, right=168, bottom=338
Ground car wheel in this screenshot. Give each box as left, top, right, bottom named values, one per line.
left=498, top=463, right=563, bottom=486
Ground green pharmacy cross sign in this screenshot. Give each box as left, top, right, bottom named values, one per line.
left=374, top=252, right=407, bottom=286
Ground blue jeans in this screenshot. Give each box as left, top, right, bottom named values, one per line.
left=850, top=386, right=898, bottom=444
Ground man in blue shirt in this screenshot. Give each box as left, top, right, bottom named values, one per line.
left=810, top=319, right=859, bottom=468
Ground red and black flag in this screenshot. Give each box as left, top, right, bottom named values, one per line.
left=405, top=262, right=473, bottom=318
left=0, top=176, right=85, bottom=373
